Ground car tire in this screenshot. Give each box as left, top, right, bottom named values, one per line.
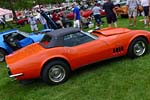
left=42, top=60, right=71, bottom=85
left=127, top=37, right=148, bottom=58
left=0, top=49, right=7, bottom=62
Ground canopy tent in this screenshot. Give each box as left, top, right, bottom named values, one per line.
left=0, top=8, right=13, bottom=21
left=0, top=8, right=12, bottom=16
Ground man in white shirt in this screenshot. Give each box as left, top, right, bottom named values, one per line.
left=28, top=15, right=38, bottom=32
left=0, top=18, right=5, bottom=29
left=141, top=0, right=150, bottom=28
left=92, top=3, right=101, bottom=29
left=126, top=0, right=140, bottom=27
left=39, top=14, right=49, bottom=29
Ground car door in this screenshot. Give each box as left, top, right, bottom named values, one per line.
left=63, top=32, right=112, bottom=69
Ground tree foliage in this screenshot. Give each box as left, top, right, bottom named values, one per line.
left=0, top=0, right=64, bottom=20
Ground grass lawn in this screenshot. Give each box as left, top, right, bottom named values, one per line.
left=0, top=16, right=150, bottom=100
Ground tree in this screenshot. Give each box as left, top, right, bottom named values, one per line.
left=0, top=0, right=33, bottom=21
left=0, top=0, right=64, bottom=21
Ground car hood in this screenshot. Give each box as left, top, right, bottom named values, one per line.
left=93, top=28, right=130, bottom=36
left=28, top=34, right=45, bottom=42
left=6, top=43, right=44, bottom=64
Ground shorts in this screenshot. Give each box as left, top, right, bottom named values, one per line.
left=94, top=14, right=101, bottom=24
left=31, top=25, right=38, bottom=31
left=106, top=13, right=117, bottom=24
left=56, top=20, right=63, bottom=25
left=73, top=20, right=80, bottom=28
left=143, top=6, right=149, bottom=16
left=128, top=8, right=137, bottom=17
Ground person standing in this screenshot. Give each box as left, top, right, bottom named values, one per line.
left=72, top=2, right=81, bottom=28
left=103, top=0, right=117, bottom=28
left=39, top=13, right=49, bottom=29
left=92, top=3, right=102, bottom=29
left=0, top=18, right=5, bottom=29
left=126, top=0, right=140, bottom=27
left=28, top=15, right=38, bottom=32
left=141, top=0, right=150, bottom=28
left=52, top=11, right=64, bottom=28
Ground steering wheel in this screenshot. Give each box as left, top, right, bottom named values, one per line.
left=9, top=37, right=17, bottom=47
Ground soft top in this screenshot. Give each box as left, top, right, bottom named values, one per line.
left=46, top=27, right=80, bottom=37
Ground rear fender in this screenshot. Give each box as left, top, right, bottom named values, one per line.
left=40, top=55, right=72, bottom=75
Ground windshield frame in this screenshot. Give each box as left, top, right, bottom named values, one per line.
left=81, top=31, right=98, bottom=40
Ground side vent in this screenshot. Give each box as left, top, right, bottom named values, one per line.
left=113, top=46, right=124, bottom=55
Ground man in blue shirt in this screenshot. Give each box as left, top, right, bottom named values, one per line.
left=72, top=2, right=81, bottom=28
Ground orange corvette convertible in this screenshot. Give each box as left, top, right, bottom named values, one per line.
left=6, top=28, right=150, bottom=85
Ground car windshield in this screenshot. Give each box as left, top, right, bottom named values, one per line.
left=18, top=31, right=28, bottom=37
left=63, top=31, right=97, bottom=47
left=81, top=31, right=98, bottom=39
left=40, top=35, right=52, bottom=46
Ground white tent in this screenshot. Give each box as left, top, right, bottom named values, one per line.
left=0, top=8, right=13, bottom=21
left=0, top=8, right=12, bottom=16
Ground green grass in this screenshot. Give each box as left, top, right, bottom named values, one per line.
left=0, top=23, right=43, bottom=33
left=1, top=16, right=150, bottom=100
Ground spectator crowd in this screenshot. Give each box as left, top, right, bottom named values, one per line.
left=0, top=0, right=150, bottom=31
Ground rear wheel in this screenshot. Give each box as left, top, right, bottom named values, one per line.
left=42, top=60, right=71, bottom=85
left=0, top=49, right=7, bottom=62
left=127, top=37, right=148, bottom=58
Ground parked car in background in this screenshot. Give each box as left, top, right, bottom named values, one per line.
left=115, top=5, right=143, bottom=18
left=16, top=17, right=28, bottom=25
left=66, top=9, right=106, bottom=20
left=6, top=27, right=150, bottom=85
left=81, top=9, right=106, bottom=18
left=115, top=6, right=128, bottom=17
left=0, top=29, right=53, bottom=62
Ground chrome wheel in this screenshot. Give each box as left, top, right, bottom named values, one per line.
left=48, top=65, right=66, bottom=83
left=133, top=41, right=146, bottom=56
left=42, top=60, right=70, bottom=85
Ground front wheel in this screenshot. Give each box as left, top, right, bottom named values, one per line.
left=127, top=37, right=148, bottom=58
left=42, top=60, right=71, bottom=85
left=0, top=49, right=7, bottom=62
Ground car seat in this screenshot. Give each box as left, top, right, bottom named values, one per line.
left=16, top=37, right=34, bottom=48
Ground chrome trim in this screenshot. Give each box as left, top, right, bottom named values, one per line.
left=9, top=73, right=23, bottom=78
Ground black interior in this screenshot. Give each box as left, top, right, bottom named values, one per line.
left=3, top=32, right=26, bottom=50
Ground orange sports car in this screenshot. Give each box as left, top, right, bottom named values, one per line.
left=6, top=28, right=150, bottom=85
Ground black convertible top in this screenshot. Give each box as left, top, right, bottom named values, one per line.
left=40, top=27, right=81, bottom=48
left=46, top=27, right=80, bottom=37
